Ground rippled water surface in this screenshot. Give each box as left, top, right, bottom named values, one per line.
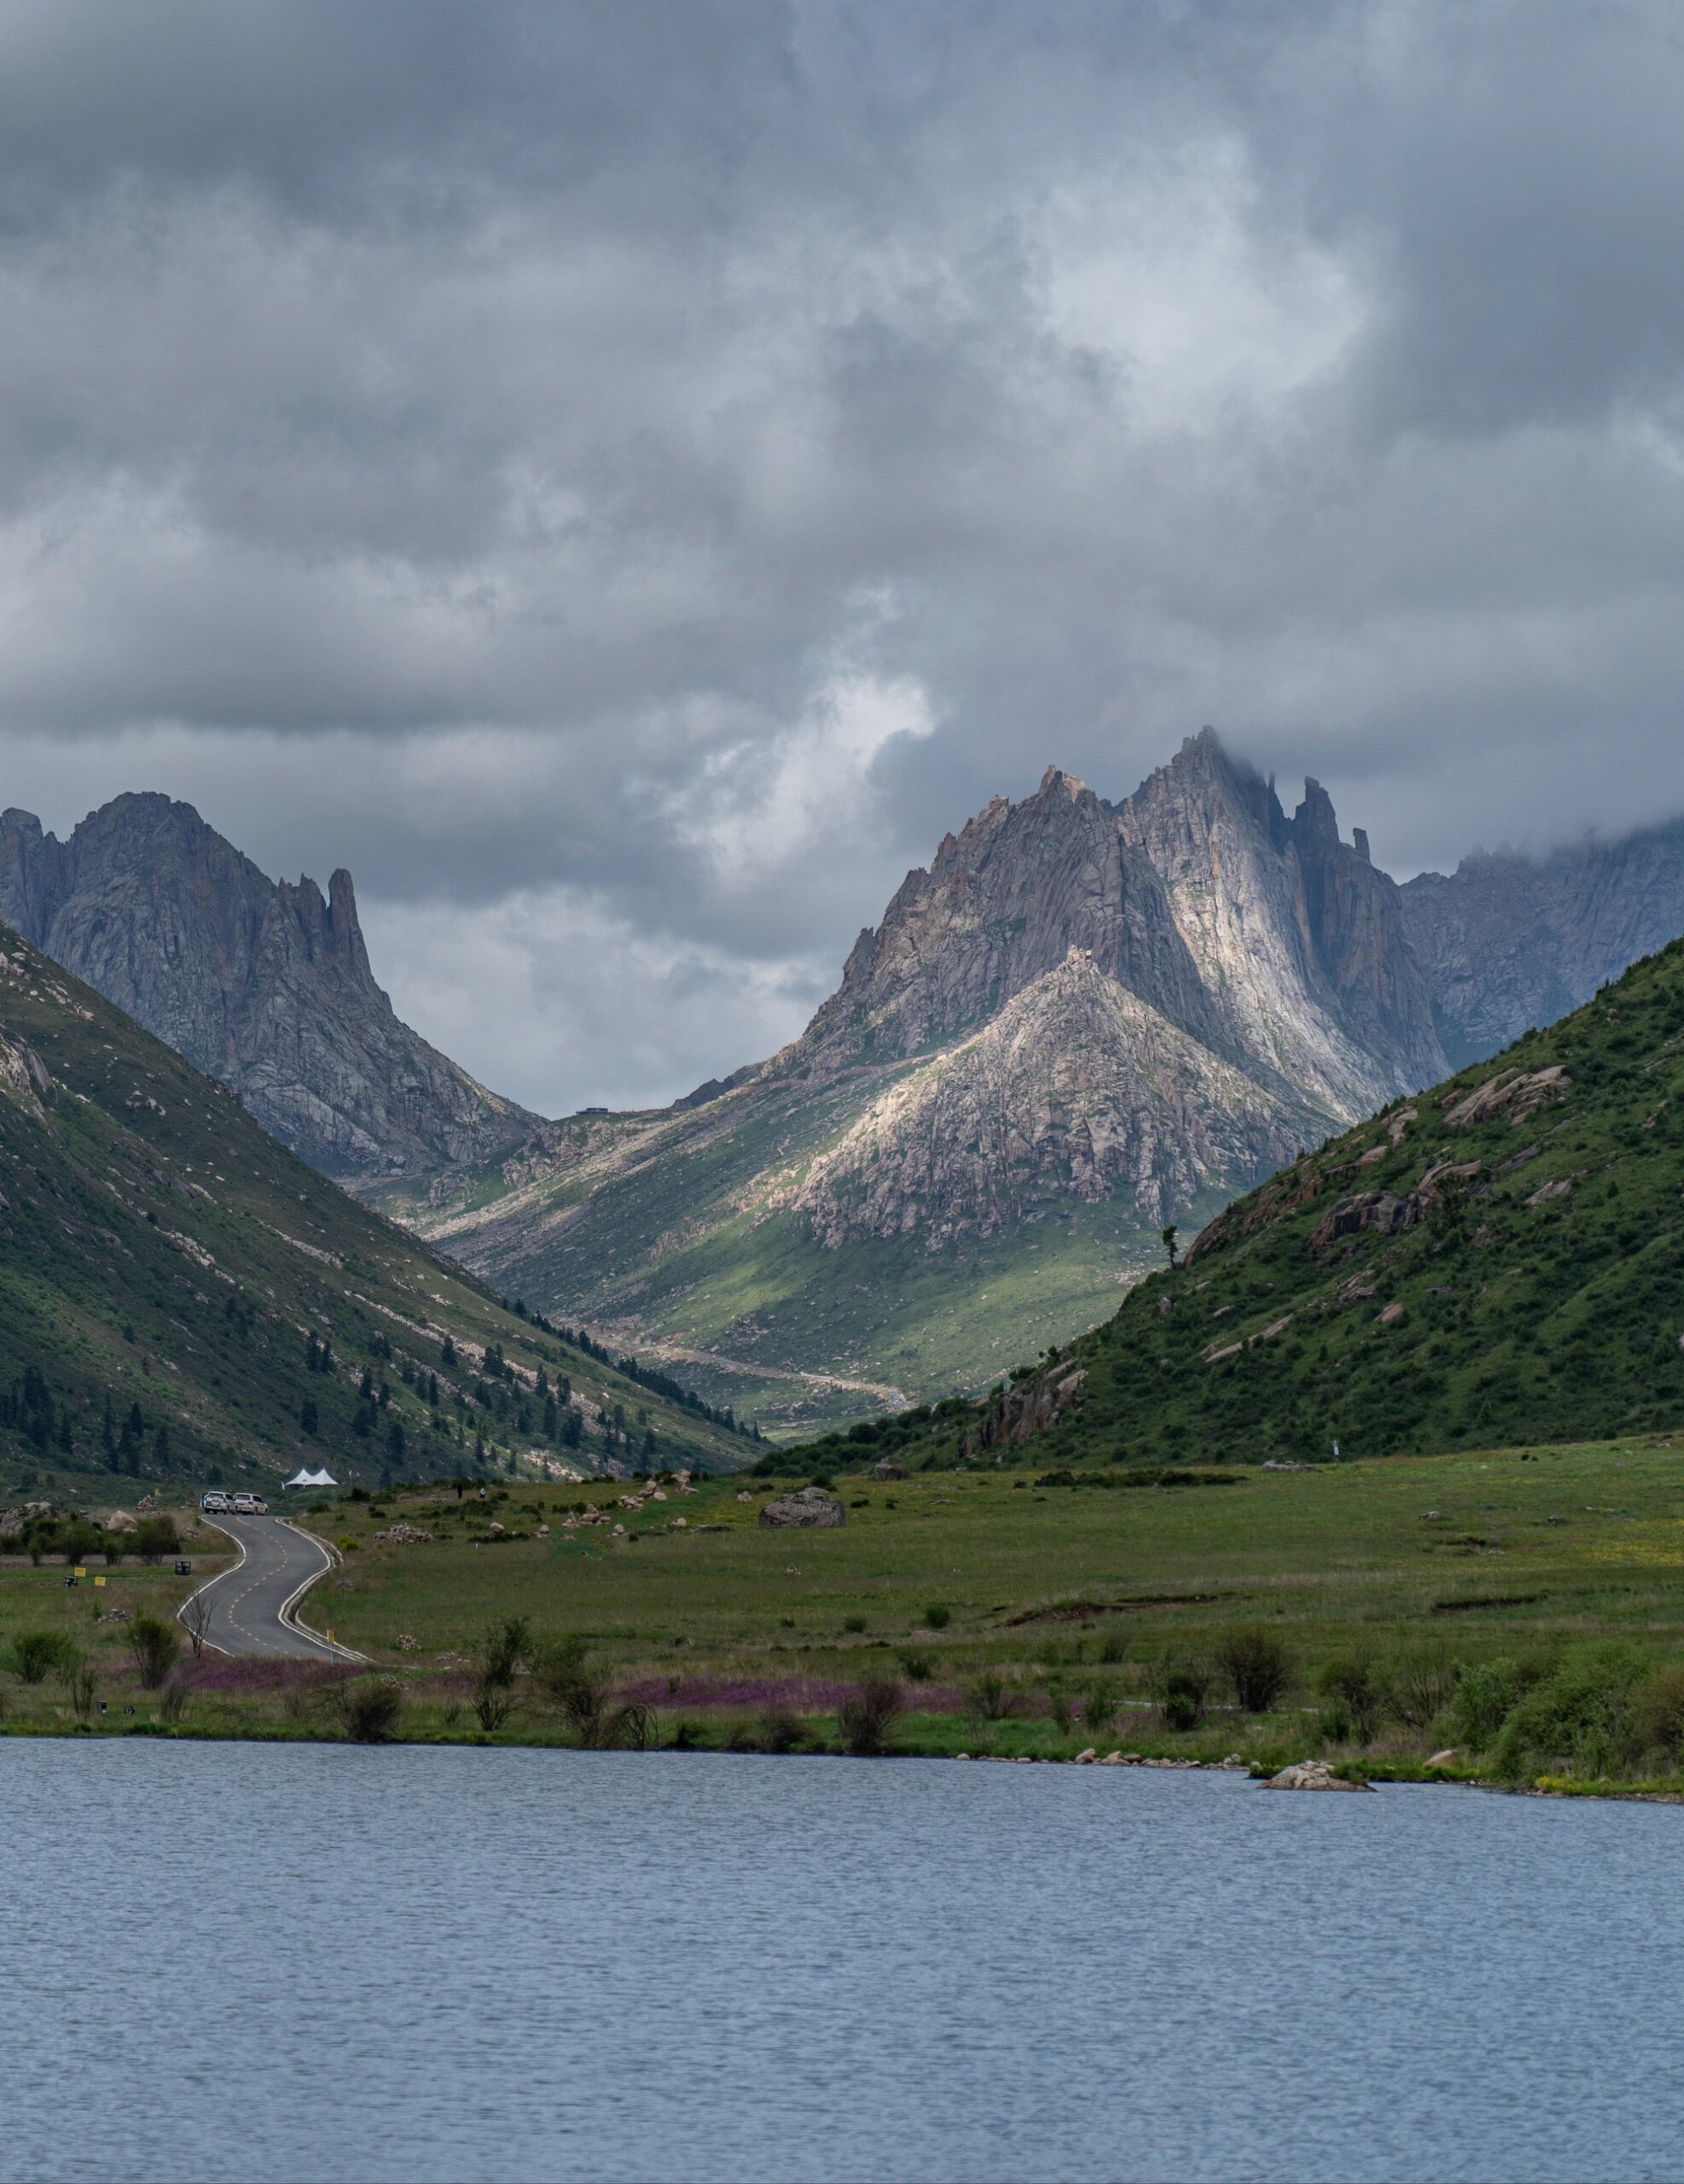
left=6, top=1744, right=1684, bottom=2183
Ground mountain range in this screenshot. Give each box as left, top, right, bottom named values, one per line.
left=0, top=921, right=756, bottom=1501
left=7, top=732, right=1684, bottom=1436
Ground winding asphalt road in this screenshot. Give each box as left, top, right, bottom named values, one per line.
left=183, top=1514, right=361, bottom=1660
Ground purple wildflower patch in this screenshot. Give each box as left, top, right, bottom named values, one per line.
left=617, top=1674, right=967, bottom=1714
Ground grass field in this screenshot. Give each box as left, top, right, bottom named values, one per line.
left=9, top=1439, right=1684, bottom=1790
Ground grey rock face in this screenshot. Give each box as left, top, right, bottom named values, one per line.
left=1401, top=821, right=1684, bottom=1066
left=0, top=794, right=538, bottom=1177
left=793, top=765, right=1222, bottom=1072
left=792, top=949, right=1322, bottom=1246
left=1117, top=730, right=1447, bottom=1115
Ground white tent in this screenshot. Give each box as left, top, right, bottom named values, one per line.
left=283, top=1466, right=340, bottom=1490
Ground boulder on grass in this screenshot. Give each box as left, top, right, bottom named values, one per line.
left=758, top=1485, right=845, bottom=1530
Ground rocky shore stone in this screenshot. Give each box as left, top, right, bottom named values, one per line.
left=1263, top=1758, right=1374, bottom=1792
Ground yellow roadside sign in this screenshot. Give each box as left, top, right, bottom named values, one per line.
left=73, top=1565, right=86, bottom=1578
left=94, top=1574, right=107, bottom=1587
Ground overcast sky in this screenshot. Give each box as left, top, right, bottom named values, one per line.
left=3, top=0, right=1682, bottom=1112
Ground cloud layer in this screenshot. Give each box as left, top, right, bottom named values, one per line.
left=2, top=1, right=1682, bottom=1110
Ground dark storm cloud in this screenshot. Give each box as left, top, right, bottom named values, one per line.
left=0, top=1, right=1681, bottom=1109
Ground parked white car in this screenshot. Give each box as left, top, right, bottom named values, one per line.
left=200, top=1490, right=229, bottom=1513
left=231, top=1492, right=258, bottom=1514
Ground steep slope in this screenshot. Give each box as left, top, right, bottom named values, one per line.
left=1117, top=729, right=1446, bottom=1112
left=393, top=737, right=1437, bottom=1432
left=941, top=938, right=1684, bottom=1469
left=795, top=766, right=1223, bottom=1066
left=792, top=950, right=1319, bottom=1247
left=0, top=924, right=758, bottom=1499
left=1402, top=817, right=1684, bottom=1066
left=0, top=795, right=539, bottom=1176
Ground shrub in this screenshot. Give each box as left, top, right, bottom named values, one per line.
left=1388, top=1643, right=1458, bottom=1731
left=923, top=1604, right=952, bottom=1630
left=1491, top=1641, right=1650, bottom=1782
left=1449, top=1656, right=1541, bottom=1750
left=1157, top=1664, right=1211, bottom=1733
left=6, top=1630, right=75, bottom=1684
left=897, top=1649, right=934, bottom=1682
left=1045, top=1685, right=1075, bottom=1734
left=754, top=1705, right=808, bottom=1754
left=1097, top=1630, right=1129, bottom=1665
left=1315, top=1653, right=1389, bottom=1745
left=1082, top=1681, right=1118, bottom=1734
left=131, top=1516, right=178, bottom=1565
left=158, top=1672, right=192, bottom=1727
left=534, top=1638, right=648, bottom=1748
left=843, top=1614, right=867, bottom=1634
left=479, top=1616, right=533, bottom=1687
left=338, top=1676, right=404, bottom=1743
left=1632, top=1665, right=1684, bottom=1769
left=127, top=1614, right=183, bottom=1689
left=1214, top=1628, right=1294, bottom=1714
left=281, top=1673, right=327, bottom=1725
left=838, top=1677, right=903, bottom=1757
left=61, top=1653, right=98, bottom=1722
left=57, top=1519, right=102, bottom=1567
left=966, top=1669, right=1025, bottom=1721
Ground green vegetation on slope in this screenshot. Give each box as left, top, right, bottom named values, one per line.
left=827, top=937, right=1684, bottom=1474
left=386, top=1067, right=1251, bottom=1438
left=0, top=928, right=757, bottom=1497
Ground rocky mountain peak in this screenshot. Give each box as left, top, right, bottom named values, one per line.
left=1118, top=732, right=1445, bottom=1116
left=0, top=795, right=537, bottom=1177
left=791, top=759, right=1216, bottom=1073
left=1292, top=777, right=1341, bottom=845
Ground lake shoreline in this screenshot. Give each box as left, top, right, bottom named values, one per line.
left=5, top=1711, right=1683, bottom=1804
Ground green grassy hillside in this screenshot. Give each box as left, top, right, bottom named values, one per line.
left=0, top=927, right=758, bottom=1499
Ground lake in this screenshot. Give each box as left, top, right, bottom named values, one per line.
left=4, top=1745, right=1682, bottom=2183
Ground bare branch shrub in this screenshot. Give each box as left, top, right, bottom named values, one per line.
left=839, top=1677, right=904, bottom=1756
left=336, top=1676, right=404, bottom=1742
left=180, top=1588, right=215, bottom=1659
left=1214, top=1628, right=1295, bottom=1715
left=1388, top=1644, right=1458, bottom=1730
left=127, top=1613, right=182, bottom=1690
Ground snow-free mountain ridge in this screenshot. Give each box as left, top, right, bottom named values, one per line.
left=9, top=735, right=1684, bottom=1432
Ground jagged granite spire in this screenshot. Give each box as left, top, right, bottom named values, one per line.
left=1118, top=731, right=1446, bottom=1114
left=0, top=793, right=537, bottom=1176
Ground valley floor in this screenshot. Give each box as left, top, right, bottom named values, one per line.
left=9, top=1436, right=1684, bottom=1793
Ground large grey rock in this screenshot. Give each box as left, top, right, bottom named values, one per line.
left=0, top=796, right=539, bottom=1179
left=758, top=1486, right=845, bottom=1530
